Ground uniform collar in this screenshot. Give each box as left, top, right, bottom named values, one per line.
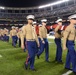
left=42, top=25, right=46, bottom=27
left=69, top=24, right=75, bottom=28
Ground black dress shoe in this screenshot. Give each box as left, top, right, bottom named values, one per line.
left=37, top=55, right=39, bottom=59
left=73, top=71, right=76, bottom=75
left=46, top=60, right=50, bottom=63
left=57, top=61, right=64, bottom=64
left=14, top=46, right=16, bottom=48
left=52, top=60, right=57, bottom=62
left=30, top=69, right=37, bottom=71
left=65, top=67, right=72, bottom=70
left=24, top=64, right=28, bottom=70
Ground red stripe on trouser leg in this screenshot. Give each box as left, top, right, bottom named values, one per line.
left=26, top=54, right=30, bottom=64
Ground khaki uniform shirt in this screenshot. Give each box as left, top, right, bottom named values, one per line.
left=4, top=30, right=9, bottom=36
left=63, top=25, right=76, bottom=47
left=17, top=31, right=24, bottom=39
left=39, top=25, right=47, bottom=40
left=1, top=30, right=4, bottom=36
left=0, top=30, right=1, bottom=36
left=54, top=25, right=62, bottom=38
left=21, top=24, right=39, bottom=46
left=10, top=29, right=17, bottom=37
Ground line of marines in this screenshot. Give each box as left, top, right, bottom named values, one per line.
left=0, top=14, right=76, bottom=74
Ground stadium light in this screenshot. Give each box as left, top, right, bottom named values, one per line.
left=0, top=6, right=5, bottom=9
left=38, top=0, right=69, bottom=9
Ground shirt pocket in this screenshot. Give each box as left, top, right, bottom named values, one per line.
left=71, top=30, right=75, bottom=35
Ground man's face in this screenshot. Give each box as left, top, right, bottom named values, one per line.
left=16, top=28, right=18, bottom=30
left=19, top=29, right=22, bottom=31
left=70, top=19, right=76, bottom=24
left=28, top=19, right=33, bottom=24
left=58, top=22, right=62, bottom=25
left=33, top=24, right=36, bottom=27
left=42, top=22, right=47, bottom=26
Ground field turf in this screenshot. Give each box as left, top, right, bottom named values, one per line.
left=0, top=39, right=74, bottom=75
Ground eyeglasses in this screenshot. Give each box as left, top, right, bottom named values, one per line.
left=28, top=18, right=34, bottom=21
left=72, top=18, right=76, bottom=20
left=33, top=24, right=36, bottom=25
left=43, top=22, right=47, bottom=23
left=58, top=21, right=62, bottom=23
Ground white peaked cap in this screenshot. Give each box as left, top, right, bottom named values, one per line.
left=16, top=27, right=18, bottom=28
left=26, top=15, right=35, bottom=20
left=4, top=28, right=7, bottom=29
left=68, top=14, right=76, bottom=20
left=41, top=19, right=47, bottom=22
left=39, top=24, right=42, bottom=26
left=56, top=19, right=62, bottom=23
left=33, top=21, right=37, bottom=24
left=11, top=26, right=15, bottom=29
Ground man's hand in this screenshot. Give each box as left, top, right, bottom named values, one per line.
left=21, top=45, right=25, bottom=50
left=38, top=43, right=40, bottom=47
left=10, top=36, right=12, bottom=38
left=42, top=40, right=45, bottom=44
left=63, top=46, right=67, bottom=50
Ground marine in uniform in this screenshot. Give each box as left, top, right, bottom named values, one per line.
left=4, top=28, right=9, bottom=42
left=15, top=27, right=19, bottom=44
left=21, top=15, right=39, bottom=71
left=54, top=19, right=63, bottom=63
left=10, top=26, right=17, bottom=47
left=15, top=27, right=19, bottom=33
left=63, top=14, right=76, bottom=74
left=37, top=19, right=49, bottom=62
left=1, top=29, right=4, bottom=41
left=0, top=29, right=1, bottom=40
left=17, top=28, right=22, bottom=47
left=17, top=28, right=26, bottom=52
left=33, top=21, right=39, bottom=54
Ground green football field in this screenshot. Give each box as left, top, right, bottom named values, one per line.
left=0, top=39, right=74, bottom=75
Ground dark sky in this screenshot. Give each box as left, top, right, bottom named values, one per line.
left=0, top=0, right=57, bottom=7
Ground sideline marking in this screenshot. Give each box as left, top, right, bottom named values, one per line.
left=0, top=55, right=2, bottom=57
left=0, top=48, right=20, bottom=51
left=62, top=70, right=73, bottom=75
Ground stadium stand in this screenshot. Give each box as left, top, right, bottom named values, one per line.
left=0, top=0, right=76, bottom=29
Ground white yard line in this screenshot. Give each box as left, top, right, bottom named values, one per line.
left=49, top=42, right=54, bottom=44
left=0, top=48, right=20, bottom=51
left=47, top=36, right=55, bottom=39
left=62, top=70, right=73, bottom=75
left=0, top=55, right=2, bottom=57
left=47, top=35, right=55, bottom=39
